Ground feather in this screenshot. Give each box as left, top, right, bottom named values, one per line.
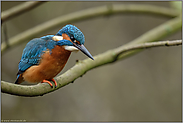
left=17, top=35, right=57, bottom=75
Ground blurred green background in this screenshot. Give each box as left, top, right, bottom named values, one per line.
left=1, top=1, right=181, bottom=122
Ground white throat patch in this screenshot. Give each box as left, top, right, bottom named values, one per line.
left=64, top=46, right=79, bottom=52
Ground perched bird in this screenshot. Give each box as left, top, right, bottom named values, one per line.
left=15, top=24, right=94, bottom=88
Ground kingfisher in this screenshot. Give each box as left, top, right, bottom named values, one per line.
left=15, top=24, right=94, bottom=88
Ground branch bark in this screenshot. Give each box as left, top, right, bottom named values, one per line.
left=2, top=39, right=181, bottom=97
left=1, top=39, right=181, bottom=97
left=1, top=1, right=46, bottom=23
left=1, top=4, right=180, bottom=53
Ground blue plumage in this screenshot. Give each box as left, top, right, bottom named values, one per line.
left=56, top=24, right=85, bottom=44
left=17, top=35, right=73, bottom=74
left=18, top=36, right=55, bottom=74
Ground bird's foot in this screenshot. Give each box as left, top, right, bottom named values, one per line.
left=41, top=79, right=57, bottom=88
left=51, top=79, right=57, bottom=88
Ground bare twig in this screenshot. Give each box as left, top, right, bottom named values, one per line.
left=1, top=1, right=46, bottom=23
left=113, top=40, right=182, bottom=61
left=1, top=4, right=180, bottom=53
left=114, top=15, right=182, bottom=60
left=119, top=40, right=182, bottom=53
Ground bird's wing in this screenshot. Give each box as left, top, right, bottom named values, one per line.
left=18, top=36, right=55, bottom=75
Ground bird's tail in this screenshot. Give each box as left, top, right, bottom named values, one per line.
left=15, top=74, right=24, bottom=84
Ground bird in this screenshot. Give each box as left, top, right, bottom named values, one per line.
left=15, top=24, right=94, bottom=88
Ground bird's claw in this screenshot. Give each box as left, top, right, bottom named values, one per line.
left=51, top=79, right=57, bottom=88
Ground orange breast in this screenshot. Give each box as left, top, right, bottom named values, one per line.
left=22, top=46, right=71, bottom=83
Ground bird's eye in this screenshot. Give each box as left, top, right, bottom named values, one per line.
left=70, top=35, right=75, bottom=41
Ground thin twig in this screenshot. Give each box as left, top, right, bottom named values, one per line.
left=114, top=15, right=182, bottom=60
left=1, top=4, right=180, bottom=53
left=1, top=1, right=46, bottom=23
left=113, top=40, right=182, bottom=61
left=121, top=40, right=182, bottom=52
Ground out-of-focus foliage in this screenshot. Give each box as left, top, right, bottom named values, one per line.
left=170, top=1, right=182, bottom=12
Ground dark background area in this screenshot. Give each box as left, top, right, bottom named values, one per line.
left=1, top=1, right=181, bottom=122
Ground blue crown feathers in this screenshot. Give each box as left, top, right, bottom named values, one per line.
left=56, top=24, right=85, bottom=45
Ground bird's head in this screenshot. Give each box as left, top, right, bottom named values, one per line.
left=54, top=24, right=94, bottom=60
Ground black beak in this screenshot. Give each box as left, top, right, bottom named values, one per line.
left=73, top=43, right=94, bottom=60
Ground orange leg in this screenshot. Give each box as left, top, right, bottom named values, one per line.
left=41, top=79, right=57, bottom=88
left=42, top=80, right=53, bottom=88
left=51, top=79, right=57, bottom=88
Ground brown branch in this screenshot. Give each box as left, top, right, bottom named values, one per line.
left=1, top=4, right=180, bottom=53
left=1, top=1, right=46, bottom=23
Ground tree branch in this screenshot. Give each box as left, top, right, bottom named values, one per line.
left=113, top=40, right=182, bottom=61
left=1, top=4, right=180, bottom=53
left=114, top=15, right=182, bottom=60
left=1, top=1, right=46, bottom=23
left=1, top=5, right=181, bottom=97
left=1, top=39, right=181, bottom=97
left=118, top=40, right=182, bottom=53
